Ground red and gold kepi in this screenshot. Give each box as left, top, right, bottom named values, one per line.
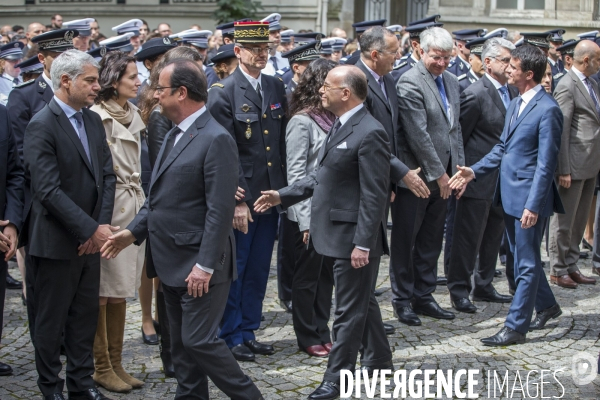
left=234, top=21, right=271, bottom=44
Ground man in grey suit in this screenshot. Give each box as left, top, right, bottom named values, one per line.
left=391, top=27, right=465, bottom=326
left=255, top=65, right=392, bottom=400
left=549, top=40, right=600, bottom=289
left=447, top=37, right=517, bottom=313
left=101, top=59, right=262, bottom=400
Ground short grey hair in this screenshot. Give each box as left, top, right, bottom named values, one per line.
left=481, top=37, right=515, bottom=62
left=50, top=49, right=99, bottom=90
left=420, top=27, right=453, bottom=53
left=359, top=26, right=395, bottom=55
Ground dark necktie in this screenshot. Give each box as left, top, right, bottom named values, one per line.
left=12, top=77, right=19, bottom=86
left=378, top=77, right=387, bottom=100
left=327, top=118, right=341, bottom=144
left=584, top=78, right=600, bottom=118
left=435, top=76, right=448, bottom=115
left=159, top=127, right=181, bottom=168
left=270, top=56, right=279, bottom=71
left=498, top=86, right=510, bottom=110
left=508, top=97, right=522, bottom=131
left=256, top=82, right=263, bottom=104
left=72, top=112, right=92, bottom=164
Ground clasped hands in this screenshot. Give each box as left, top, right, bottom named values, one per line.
left=78, top=224, right=120, bottom=256
left=0, top=220, right=18, bottom=262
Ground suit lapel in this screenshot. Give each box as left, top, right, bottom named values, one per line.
left=49, top=100, right=94, bottom=175
left=483, top=76, right=508, bottom=117
left=260, top=77, right=271, bottom=114
left=82, top=110, right=100, bottom=185
left=507, top=89, right=544, bottom=139
left=420, top=63, right=449, bottom=124
left=384, top=74, right=397, bottom=122
left=234, top=68, right=262, bottom=110
left=572, top=70, right=600, bottom=123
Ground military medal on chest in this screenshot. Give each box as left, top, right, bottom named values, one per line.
left=242, top=104, right=252, bottom=139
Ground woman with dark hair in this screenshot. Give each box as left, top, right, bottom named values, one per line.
left=286, top=58, right=337, bottom=357
left=210, top=43, right=238, bottom=81
left=90, top=51, right=145, bottom=393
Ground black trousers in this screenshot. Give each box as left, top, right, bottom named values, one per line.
left=24, top=247, right=36, bottom=342
left=276, top=216, right=296, bottom=302
left=323, top=256, right=391, bottom=383
left=447, top=197, right=505, bottom=299
left=290, top=220, right=334, bottom=349
left=443, top=194, right=457, bottom=276
left=163, top=282, right=262, bottom=400
left=390, top=188, right=448, bottom=309
left=30, top=254, right=99, bottom=396
left=0, top=258, right=6, bottom=341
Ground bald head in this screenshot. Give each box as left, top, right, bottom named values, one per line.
left=573, top=40, right=600, bottom=77
left=335, top=65, right=368, bottom=101
left=27, top=22, right=44, bottom=41
left=321, top=65, right=367, bottom=116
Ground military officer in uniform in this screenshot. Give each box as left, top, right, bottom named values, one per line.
left=279, top=33, right=322, bottom=85
left=261, top=13, right=289, bottom=76
left=0, top=41, right=24, bottom=105
left=62, top=18, right=94, bottom=52
left=548, top=29, right=565, bottom=77
left=554, top=39, right=578, bottom=87
left=216, top=19, right=252, bottom=46
left=15, top=55, right=43, bottom=83
left=6, top=28, right=79, bottom=342
left=446, top=28, right=486, bottom=76
left=170, top=29, right=219, bottom=86
left=458, top=37, right=486, bottom=93
left=207, top=21, right=288, bottom=362
left=112, top=19, right=143, bottom=55
left=282, top=40, right=322, bottom=98
left=340, top=19, right=386, bottom=65
left=391, top=17, right=443, bottom=83
left=279, top=29, right=294, bottom=53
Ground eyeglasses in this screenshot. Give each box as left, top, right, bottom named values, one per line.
left=378, top=49, right=399, bottom=56
left=239, top=46, right=273, bottom=55
left=155, top=86, right=175, bottom=94
left=494, top=56, right=511, bottom=65
left=427, top=54, right=452, bottom=63
left=322, top=83, right=347, bottom=92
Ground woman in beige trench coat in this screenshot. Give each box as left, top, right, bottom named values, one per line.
left=90, top=51, right=146, bottom=393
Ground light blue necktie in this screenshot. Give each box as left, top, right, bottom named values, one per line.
left=72, top=112, right=92, bottom=164
left=435, top=76, right=448, bottom=115
left=498, top=86, right=510, bottom=110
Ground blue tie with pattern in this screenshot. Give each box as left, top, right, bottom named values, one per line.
left=435, top=76, right=448, bottom=115
left=498, top=86, right=510, bottom=110
left=72, top=112, right=92, bottom=164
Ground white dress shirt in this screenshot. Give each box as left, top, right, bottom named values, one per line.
left=518, top=84, right=543, bottom=117
left=240, top=66, right=263, bottom=97
left=361, top=60, right=387, bottom=99
left=53, top=96, right=83, bottom=136
left=169, top=106, right=214, bottom=274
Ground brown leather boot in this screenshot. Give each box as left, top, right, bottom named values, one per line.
left=569, top=271, right=597, bottom=285
left=550, top=274, right=578, bottom=289
left=93, top=304, right=132, bottom=393
left=107, top=302, right=144, bottom=389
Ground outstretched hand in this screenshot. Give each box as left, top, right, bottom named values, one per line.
left=254, top=190, right=281, bottom=213
left=101, top=229, right=136, bottom=259
left=448, top=165, right=475, bottom=191
left=402, top=167, right=430, bottom=198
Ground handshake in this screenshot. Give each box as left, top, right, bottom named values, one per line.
left=78, top=224, right=136, bottom=259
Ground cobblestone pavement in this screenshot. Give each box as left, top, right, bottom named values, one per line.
left=2, top=241, right=600, bottom=399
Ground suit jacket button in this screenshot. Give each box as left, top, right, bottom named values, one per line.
left=268, top=162, right=272, bottom=167
left=120, top=207, right=125, bottom=213
left=264, top=130, right=268, bottom=134
left=266, top=146, right=270, bottom=151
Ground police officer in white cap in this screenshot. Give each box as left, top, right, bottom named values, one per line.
left=63, top=18, right=95, bottom=51
left=112, top=19, right=143, bottom=54
left=261, top=13, right=289, bottom=76
left=0, top=42, right=24, bottom=104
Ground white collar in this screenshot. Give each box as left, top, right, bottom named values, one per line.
left=485, top=73, right=505, bottom=90
left=360, top=59, right=381, bottom=81
left=547, top=57, right=556, bottom=66
left=338, top=103, right=363, bottom=127
left=42, top=72, right=54, bottom=93
left=410, top=53, right=419, bottom=63
left=520, top=84, right=543, bottom=106
left=571, top=66, right=588, bottom=84
left=176, top=106, right=207, bottom=133
left=239, top=66, right=262, bottom=91
left=53, top=95, right=80, bottom=116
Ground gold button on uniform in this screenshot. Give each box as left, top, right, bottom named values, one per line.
left=266, top=146, right=270, bottom=151
left=263, top=114, right=267, bottom=119
left=268, top=162, right=272, bottom=167
left=264, top=130, right=268, bottom=134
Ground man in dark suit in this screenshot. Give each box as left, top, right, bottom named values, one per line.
left=356, top=26, right=429, bottom=335
left=255, top=65, right=392, bottom=400
left=0, top=104, right=25, bottom=377
left=102, top=59, right=262, bottom=400
left=340, top=19, right=386, bottom=65
left=7, top=29, right=80, bottom=340
left=207, top=21, right=288, bottom=362
left=450, top=44, right=564, bottom=346
left=22, top=49, right=116, bottom=400
left=447, top=37, right=517, bottom=313
left=392, top=27, right=464, bottom=326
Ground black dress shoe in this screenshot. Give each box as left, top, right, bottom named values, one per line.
left=413, top=301, right=455, bottom=320
left=21, top=293, right=26, bottom=306
left=279, top=299, right=292, bottom=313
left=244, top=340, right=275, bottom=355
left=160, top=349, right=175, bottom=378
left=582, top=238, right=593, bottom=251
left=472, top=290, right=513, bottom=303
left=436, top=276, right=447, bottom=286
left=500, top=255, right=507, bottom=266
left=0, top=361, right=13, bottom=376
left=580, top=251, right=589, bottom=259
left=141, top=326, right=158, bottom=345
left=383, top=323, right=395, bottom=335
left=231, top=343, right=255, bottom=361
left=308, top=380, right=340, bottom=400
left=529, top=303, right=562, bottom=331
left=494, top=269, right=502, bottom=277
left=451, top=298, right=477, bottom=313
left=6, top=273, right=22, bottom=289
left=481, top=326, right=525, bottom=346
left=509, top=288, right=515, bottom=296
left=44, top=394, right=65, bottom=400
left=374, top=288, right=385, bottom=297
left=361, top=361, right=394, bottom=378
left=396, top=306, right=421, bottom=326
left=68, top=388, right=113, bottom=400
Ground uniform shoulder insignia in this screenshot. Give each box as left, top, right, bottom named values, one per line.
left=457, top=74, right=467, bottom=81
left=211, top=83, right=224, bottom=88
left=394, top=61, right=408, bottom=70
left=553, top=72, right=564, bottom=80
left=14, top=79, right=35, bottom=88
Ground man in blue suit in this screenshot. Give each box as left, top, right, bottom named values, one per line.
left=449, top=44, right=564, bottom=346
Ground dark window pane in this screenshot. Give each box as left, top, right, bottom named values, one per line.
left=525, top=0, right=544, bottom=8
left=496, top=0, right=518, bottom=8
